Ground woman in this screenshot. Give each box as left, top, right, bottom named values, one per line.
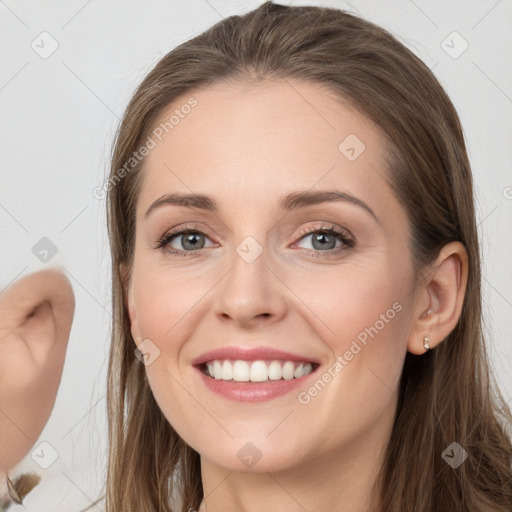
left=98, top=2, right=512, bottom=510
left=2, top=1, right=510, bottom=511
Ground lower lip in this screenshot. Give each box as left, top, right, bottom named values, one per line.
left=194, top=365, right=318, bottom=402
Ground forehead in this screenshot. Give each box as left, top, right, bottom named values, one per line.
left=136, top=78, right=396, bottom=220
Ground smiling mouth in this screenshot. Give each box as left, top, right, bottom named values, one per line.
left=198, top=359, right=320, bottom=382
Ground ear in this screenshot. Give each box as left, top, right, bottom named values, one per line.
left=119, top=263, right=141, bottom=345
left=407, top=241, right=468, bottom=355
left=0, top=268, right=74, bottom=476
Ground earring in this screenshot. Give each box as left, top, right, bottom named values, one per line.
left=423, top=336, right=431, bottom=351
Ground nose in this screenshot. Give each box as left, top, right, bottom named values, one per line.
left=213, top=242, right=287, bottom=329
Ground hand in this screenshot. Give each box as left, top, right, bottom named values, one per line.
left=0, top=268, right=74, bottom=477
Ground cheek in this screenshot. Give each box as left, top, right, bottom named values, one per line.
left=293, top=268, right=410, bottom=447
left=130, top=269, right=208, bottom=449
left=131, top=264, right=208, bottom=346
left=290, top=259, right=411, bottom=403
left=294, top=260, right=409, bottom=347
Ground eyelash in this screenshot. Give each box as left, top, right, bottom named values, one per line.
left=154, top=223, right=355, bottom=258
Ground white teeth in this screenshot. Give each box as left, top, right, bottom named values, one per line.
left=204, top=359, right=314, bottom=382
left=282, top=361, right=295, bottom=380
left=213, top=360, right=222, bottom=380
left=294, top=363, right=304, bottom=379
left=221, top=360, right=233, bottom=380
left=250, top=360, right=268, bottom=382
left=268, top=360, right=282, bottom=380
left=232, top=360, right=250, bottom=381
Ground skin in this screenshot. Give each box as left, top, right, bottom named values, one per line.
left=125, top=79, right=468, bottom=512
left=0, top=269, right=74, bottom=494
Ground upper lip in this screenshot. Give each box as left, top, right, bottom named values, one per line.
left=192, top=346, right=321, bottom=366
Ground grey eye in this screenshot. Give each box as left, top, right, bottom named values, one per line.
left=175, top=232, right=207, bottom=251
left=298, top=232, right=340, bottom=251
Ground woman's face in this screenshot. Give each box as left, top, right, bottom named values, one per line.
left=126, top=79, right=421, bottom=472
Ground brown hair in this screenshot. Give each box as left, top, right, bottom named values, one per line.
left=92, top=2, right=512, bottom=511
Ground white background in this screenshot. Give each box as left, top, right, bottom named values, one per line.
left=1, top=0, right=511, bottom=509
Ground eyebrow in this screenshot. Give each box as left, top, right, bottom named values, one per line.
left=144, top=190, right=378, bottom=222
